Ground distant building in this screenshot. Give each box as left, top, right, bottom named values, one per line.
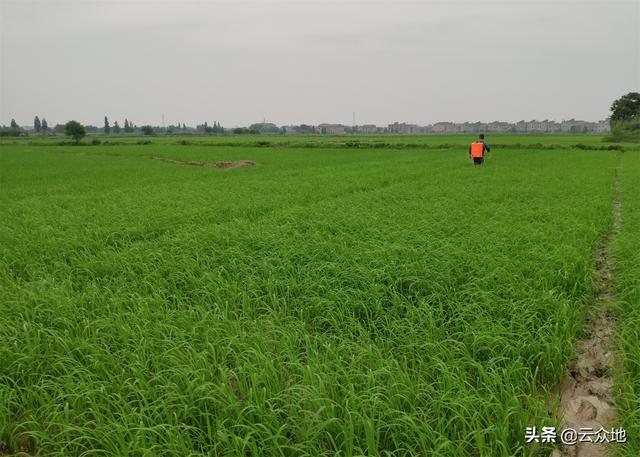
left=526, top=120, right=544, bottom=132
left=358, top=124, right=379, bottom=134
left=486, top=121, right=514, bottom=132
left=461, top=122, right=483, bottom=133
left=547, top=121, right=562, bottom=133
left=317, top=123, right=346, bottom=135
left=596, top=118, right=611, bottom=133
left=283, top=125, right=317, bottom=134
left=388, top=122, right=420, bottom=134
left=515, top=120, right=528, bottom=132
left=432, top=122, right=453, bottom=133
left=561, top=119, right=598, bottom=133
left=234, top=118, right=610, bottom=136
left=282, top=125, right=299, bottom=135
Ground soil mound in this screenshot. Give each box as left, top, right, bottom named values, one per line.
left=215, top=160, right=257, bottom=169
left=151, top=156, right=256, bottom=169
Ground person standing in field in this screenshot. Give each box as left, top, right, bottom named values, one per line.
left=469, top=134, right=491, bottom=166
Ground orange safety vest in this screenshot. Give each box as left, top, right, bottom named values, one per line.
left=470, top=142, right=484, bottom=158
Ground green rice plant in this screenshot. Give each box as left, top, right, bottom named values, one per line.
left=0, top=137, right=635, bottom=456
left=612, top=151, right=640, bottom=456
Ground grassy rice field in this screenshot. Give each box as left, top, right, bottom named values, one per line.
left=1, top=135, right=638, bottom=456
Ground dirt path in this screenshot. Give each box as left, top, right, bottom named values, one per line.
left=550, top=159, right=623, bottom=457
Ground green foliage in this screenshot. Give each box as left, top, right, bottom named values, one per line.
left=608, top=92, right=640, bottom=142
left=249, top=122, right=281, bottom=134
left=1, top=137, right=635, bottom=456
left=197, top=121, right=224, bottom=134
left=610, top=92, right=640, bottom=123
left=608, top=117, right=640, bottom=143
left=233, top=127, right=259, bottom=134
left=2, top=118, right=26, bottom=136
left=104, top=116, right=110, bottom=135
left=612, top=152, right=640, bottom=456
left=124, top=119, right=134, bottom=133
left=141, top=125, right=154, bottom=136
left=63, top=120, right=86, bottom=143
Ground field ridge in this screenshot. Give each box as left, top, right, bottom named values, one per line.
left=551, top=154, right=623, bottom=457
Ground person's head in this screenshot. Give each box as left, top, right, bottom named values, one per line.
left=479, top=134, right=485, bottom=140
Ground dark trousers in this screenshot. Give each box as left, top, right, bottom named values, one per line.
left=473, top=157, right=484, bottom=166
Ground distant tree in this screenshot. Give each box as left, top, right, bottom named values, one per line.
left=141, top=125, right=154, bottom=135
left=212, top=121, right=224, bottom=134
left=34, top=116, right=41, bottom=132
left=182, top=123, right=186, bottom=131
left=53, top=123, right=65, bottom=134
left=249, top=123, right=280, bottom=134
left=608, top=92, right=640, bottom=141
left=232, top=127, right=259, bottom=134
left=124, top=118, right=134, bottom=133
left=64, top=120, right=86, bottom=143
left=610, top=92, right=640, bottom=123
left=0, top=120, right=26, bottom=136
left=104, top=116, right=110, bottom=134
left=41, top=118, right=48, bottom=131
left=113, top=121, right=121, bottom=134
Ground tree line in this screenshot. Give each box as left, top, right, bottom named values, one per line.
left=1, top=115, right=227, bottom=138
left=3, top=93, right=638, bottom=140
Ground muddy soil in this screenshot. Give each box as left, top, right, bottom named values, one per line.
left=550, top=166, right=622, bottom=457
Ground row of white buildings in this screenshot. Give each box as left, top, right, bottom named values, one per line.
left=429, top=119, right=610, bottom=134
left=284, top=119, right=610, bottom=135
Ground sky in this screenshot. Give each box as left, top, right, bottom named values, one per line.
left=1, top=0, right=638, bottom=128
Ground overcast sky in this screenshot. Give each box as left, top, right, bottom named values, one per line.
left=1, top=0, right=638, bottom=127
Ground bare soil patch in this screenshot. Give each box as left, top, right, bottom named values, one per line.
left=151, top=156, right=256, bottom=169
left=550, top=163, right=622, bottom=457
left=215, top=160, right=257, bottom=169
